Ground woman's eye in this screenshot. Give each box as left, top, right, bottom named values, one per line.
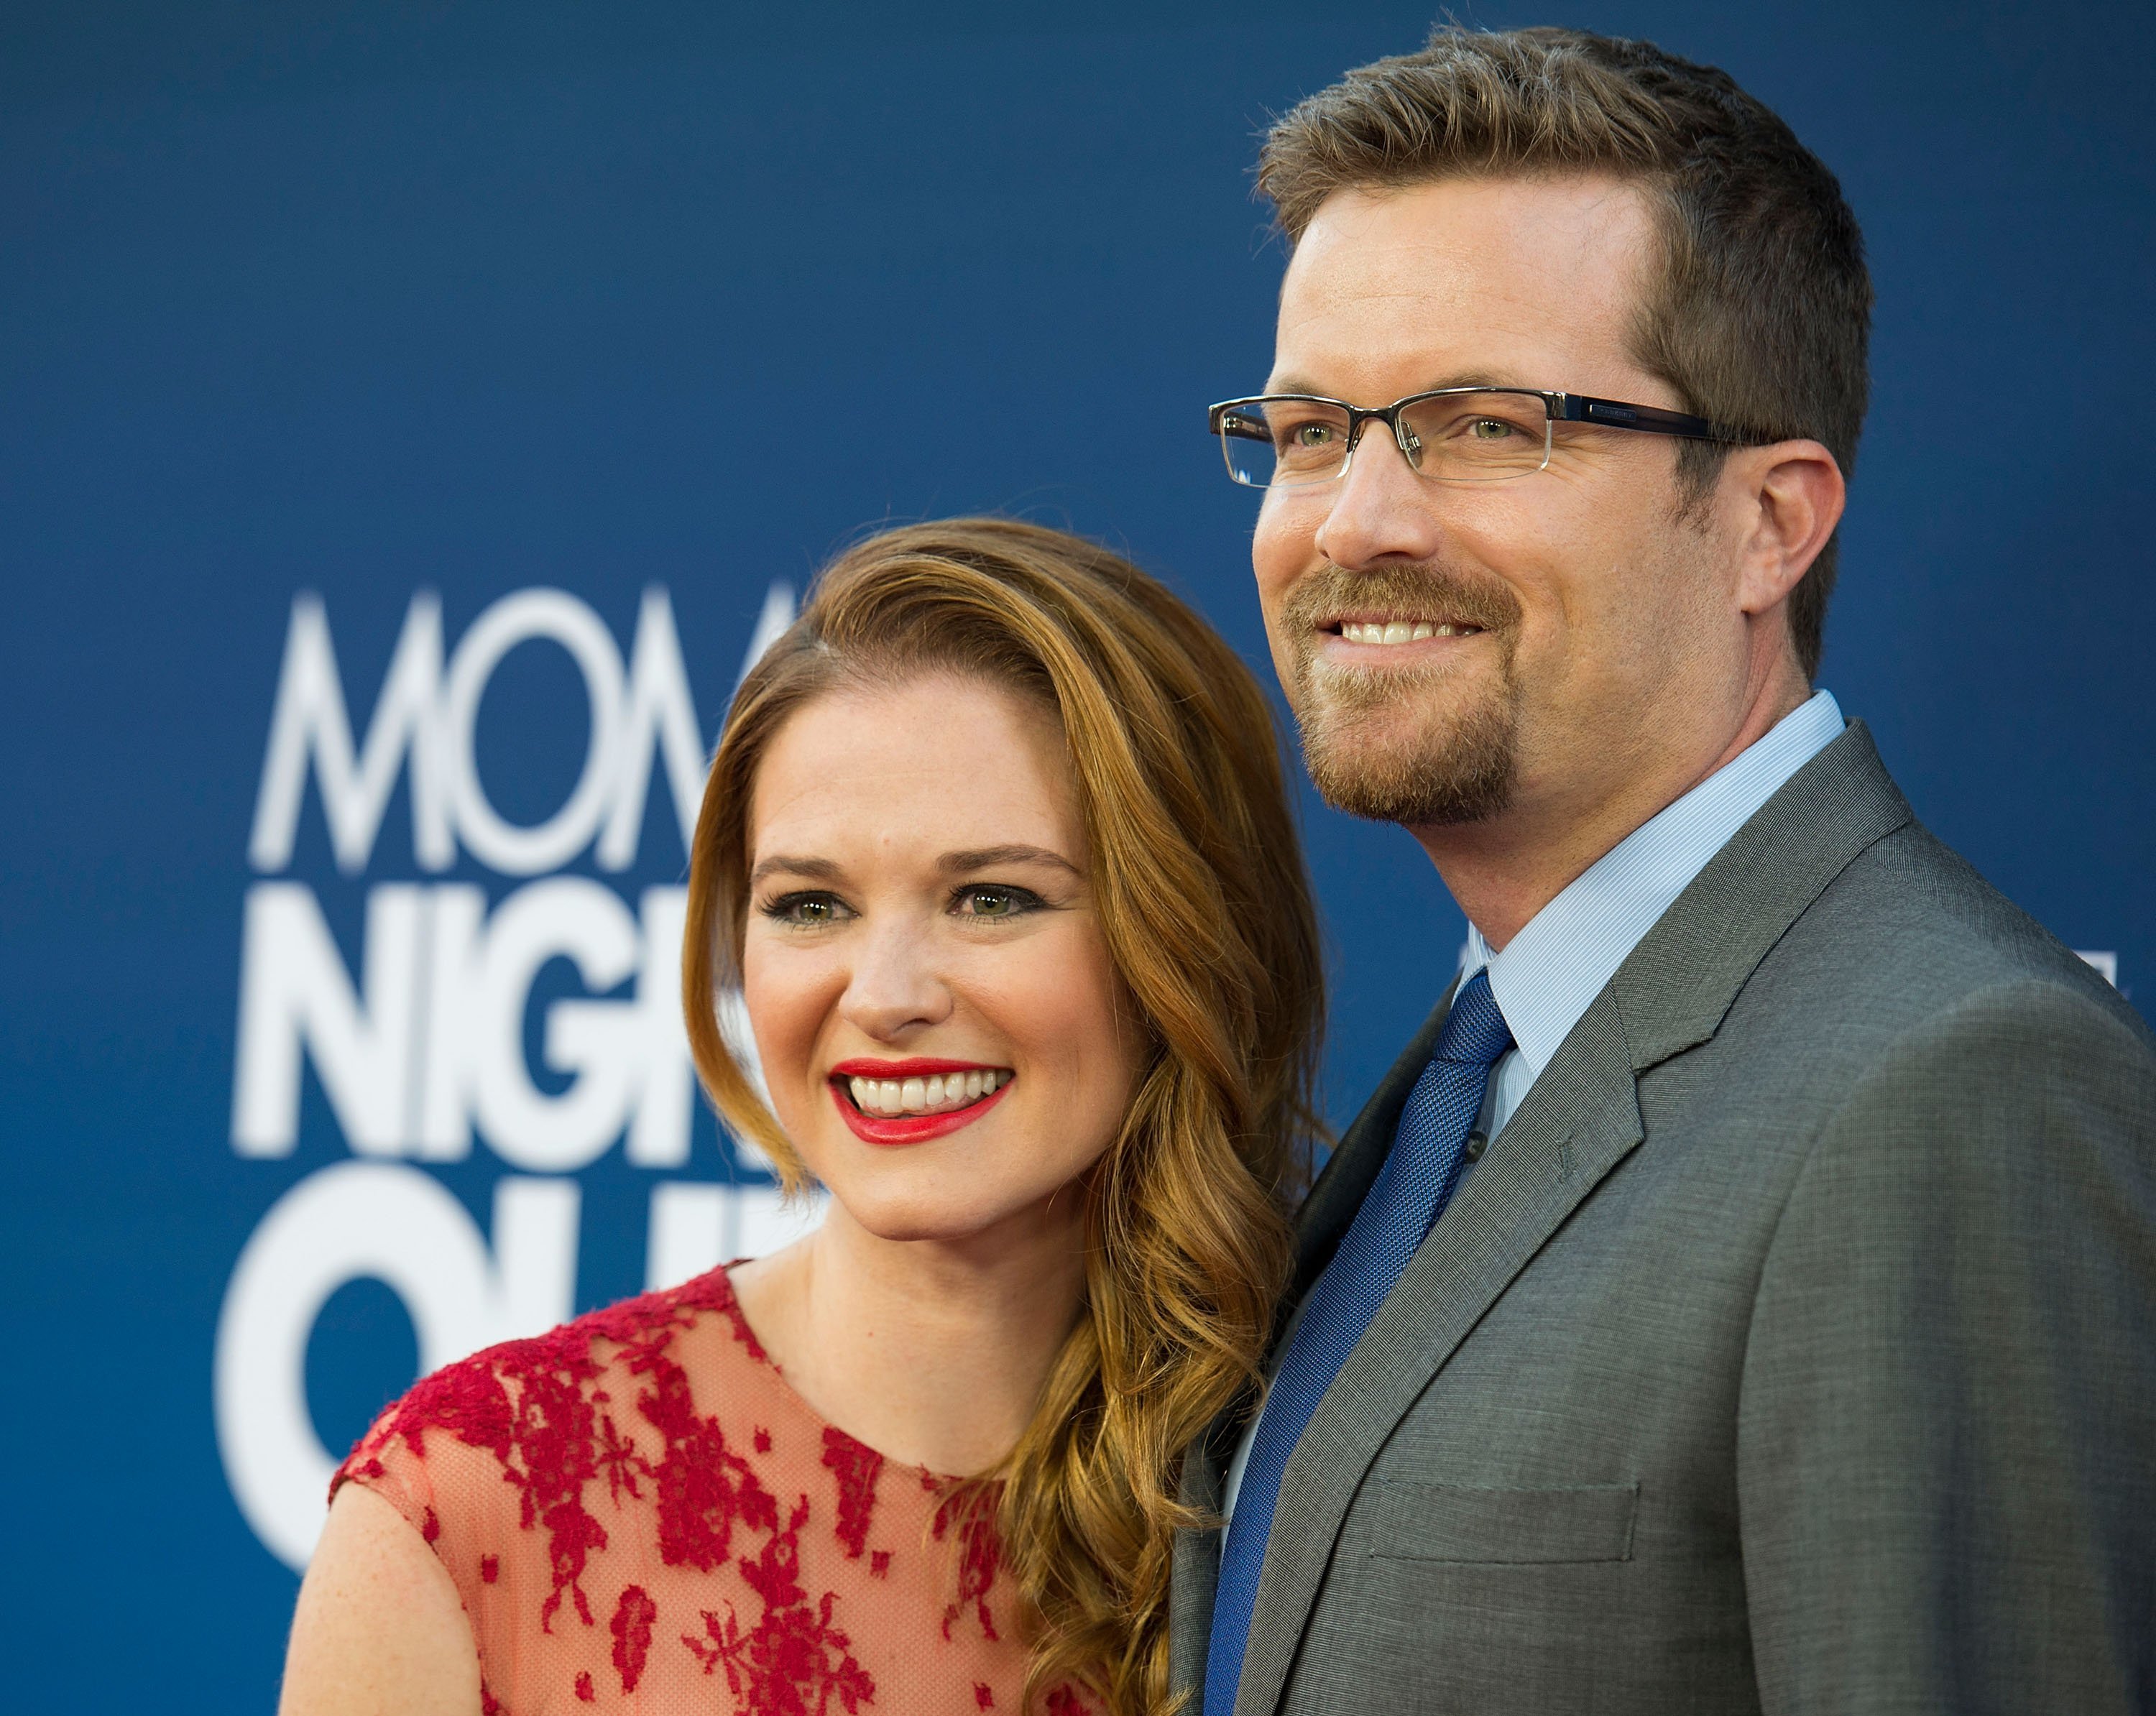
left=954, top=885, right=1041, bottom=919
left=764, top=892, right=850, bottom=926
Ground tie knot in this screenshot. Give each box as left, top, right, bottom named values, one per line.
left=1436, top=969, right=1514, bottom=1068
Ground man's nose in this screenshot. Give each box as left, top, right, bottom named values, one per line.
left=837, top=921, right=954, bottom=1041
left=1311, top=421, right=1448, bottom=570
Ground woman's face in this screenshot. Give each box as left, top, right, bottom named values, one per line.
left=741, top=673, right=1141, bottom=1246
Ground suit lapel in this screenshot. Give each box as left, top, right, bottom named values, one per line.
left=1607, top=721, right=1912, bottom=1071
left=1232, top=721, right=1915, bottom=1716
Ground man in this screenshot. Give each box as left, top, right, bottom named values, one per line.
left=1176, top=26, right=2156, bottom=1716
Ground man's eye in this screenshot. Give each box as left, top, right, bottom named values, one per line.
left=1468, top=417, right=1518, bottom=440
left=955, top=885, right=1040, bottom=919
left=1290, top=423, right=1337, bottom=448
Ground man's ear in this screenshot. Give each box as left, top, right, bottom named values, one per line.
left=1726, top=440, right=1846, bottom=617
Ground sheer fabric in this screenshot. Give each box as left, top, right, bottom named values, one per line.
left=335, top=1265, right=1091, bottom=1716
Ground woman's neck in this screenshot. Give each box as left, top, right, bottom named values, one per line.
left=727, top=1193, right=1089, bottom=1478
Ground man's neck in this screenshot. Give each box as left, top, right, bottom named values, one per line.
left=1418, top=671, right=1810, bottom=951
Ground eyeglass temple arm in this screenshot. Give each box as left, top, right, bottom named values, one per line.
left=1210, top=404, right=1272, bottom=440
left=1556, top=394, right=1739, bottom=443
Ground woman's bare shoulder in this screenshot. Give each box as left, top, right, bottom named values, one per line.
left=279, top=1484, right=482, bottom=1716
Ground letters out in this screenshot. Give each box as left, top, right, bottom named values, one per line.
left=217, top=1161, right=821, bottom=1569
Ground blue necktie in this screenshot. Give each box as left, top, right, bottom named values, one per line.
left=1204, top=971, right=1514, bottom=1716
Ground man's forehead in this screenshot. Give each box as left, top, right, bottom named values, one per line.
left=1269, top=174, right=1659, bottom=391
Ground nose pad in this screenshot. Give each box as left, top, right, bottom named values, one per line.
left=1396, top=420, right=1424, bottom=472
left=1342, top=411, right=1422, bottom=480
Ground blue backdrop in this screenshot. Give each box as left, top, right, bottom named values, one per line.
left=4, top=3, right=2151, bottom=1708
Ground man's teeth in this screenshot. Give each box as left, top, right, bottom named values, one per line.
left=847, top=1069, right=1012, bottom=1117
left=1340, top=620, right=1472, bottom=645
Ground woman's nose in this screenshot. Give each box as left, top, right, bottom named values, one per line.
left=837, top=921, right=954, bottom=1041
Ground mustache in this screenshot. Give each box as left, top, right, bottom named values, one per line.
left=1281, top=562, right=1523, bottom=637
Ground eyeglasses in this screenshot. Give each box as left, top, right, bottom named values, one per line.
left=1207, top=387, right=1746, bottom=489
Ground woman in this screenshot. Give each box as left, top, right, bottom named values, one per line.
left=281, top=518, right=1323, bottom=1715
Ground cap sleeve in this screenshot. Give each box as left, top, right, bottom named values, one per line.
left=331, top=1347, right=534, bottom=1697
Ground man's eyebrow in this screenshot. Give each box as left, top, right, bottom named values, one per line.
left=1261, top=371, right=1527, bottom=399
left=939, top=844, right=1082, bottom=877
left=748, top=854, right=844, bottom=885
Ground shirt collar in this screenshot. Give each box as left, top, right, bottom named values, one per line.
left=1459, top=690, right=1846, bottom=1077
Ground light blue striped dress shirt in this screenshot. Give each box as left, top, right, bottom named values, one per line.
left=1221, top=689, right=1847, bottom=1522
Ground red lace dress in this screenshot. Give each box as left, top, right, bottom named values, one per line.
left=334, top=1266, right=1092, bottom=1716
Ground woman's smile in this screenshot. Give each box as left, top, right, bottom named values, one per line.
left=829, top=1056, right=1016, bottom=1145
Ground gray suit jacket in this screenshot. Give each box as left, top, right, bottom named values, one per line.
left=1171, top=723, right=2156, bottom=1715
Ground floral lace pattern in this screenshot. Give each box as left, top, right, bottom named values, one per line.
left=336, top=1267, right=1089, bottom=1715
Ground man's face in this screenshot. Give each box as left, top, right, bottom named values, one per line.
left=1254, top=175, right=1746, bottom=833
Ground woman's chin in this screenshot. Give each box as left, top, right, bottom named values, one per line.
left=828, top=1194, right=1013, bottom=1246
left=817, top=1171, right=1079, bottom=1251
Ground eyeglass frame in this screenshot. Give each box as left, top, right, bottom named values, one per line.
left=1206, top=387, right=1754, bottom=489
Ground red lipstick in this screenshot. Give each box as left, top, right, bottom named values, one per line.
left=829, top=1058, right=1013, bottom=1147
left=831, top=1058, right=997, bottom=1079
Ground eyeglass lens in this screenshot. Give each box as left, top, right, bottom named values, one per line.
left=1219, top=392, right=1554, bottom=488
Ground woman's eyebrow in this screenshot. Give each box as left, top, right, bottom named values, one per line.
left=749, top=854, right=844, bottom=885
left=939, top=844, right=1082, bottom=877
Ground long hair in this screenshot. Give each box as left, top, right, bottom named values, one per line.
left=682, top=517, right=1323, bottom=1711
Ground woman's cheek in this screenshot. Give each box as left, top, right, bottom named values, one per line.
left=1010, top=924, right=1132, bottom=1161
left=974, top=932, right=1089, bottom=1056
left=742, top=946, right=827, bottom=1129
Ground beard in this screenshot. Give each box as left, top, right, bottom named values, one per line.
left=1281, top=561, right=1524, bottom=826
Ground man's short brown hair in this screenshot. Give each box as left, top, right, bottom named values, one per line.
left=1259, top=25, right=1871, bottom=680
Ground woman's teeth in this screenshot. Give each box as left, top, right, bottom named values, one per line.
left=1340, top=620, right=1472, bottom=645
left=847, top=1069, right=1011, bottom=1116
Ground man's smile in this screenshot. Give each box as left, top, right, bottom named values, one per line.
left=1278, top=564, right=1523, bottom=681
left=1330, top=618, right=1485, bottom=646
